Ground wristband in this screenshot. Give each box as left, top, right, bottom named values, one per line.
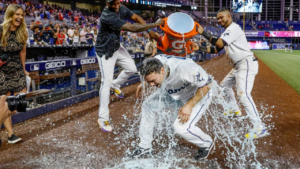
left=146, top=28, right=152, bottom=33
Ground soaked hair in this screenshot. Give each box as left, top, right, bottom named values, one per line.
left=140, top=58, right=163, bottom=76
left=218, top=8, right=230, bottom=13
left=1, top=4, right=28, bottom=46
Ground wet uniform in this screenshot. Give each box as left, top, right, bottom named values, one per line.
left=96, top=5, right=137, bottom=124
left=220, top=22, right=263, bottom=129
left=139, top=54, right=213, bottom=149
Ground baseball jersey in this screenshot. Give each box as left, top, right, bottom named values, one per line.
left=155, top=55, right=211, bottom=103
left=220, top=22, right=253, bottom=64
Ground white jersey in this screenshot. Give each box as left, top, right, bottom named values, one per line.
left=155, top=55, right=211, bottom=103
left=220, top=22, right=253, bottom=64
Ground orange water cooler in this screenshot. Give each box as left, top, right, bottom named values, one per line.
left=157, top=12, right=200, bottom=57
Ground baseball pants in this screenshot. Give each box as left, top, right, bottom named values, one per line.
left=221, top=56, right=263, bottom=128
left=97, top=44, right=137, bottom=122
left=139, top=90, right=213, bottom=149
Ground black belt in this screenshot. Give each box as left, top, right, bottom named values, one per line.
left=234, top=57, right=258, bottom=67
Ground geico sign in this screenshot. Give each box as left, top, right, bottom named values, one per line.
left=275, top=44, right=285, bottom=49
left=81, top=58, right=96, bottom=65
left=45, top=61, right=66, bottom=69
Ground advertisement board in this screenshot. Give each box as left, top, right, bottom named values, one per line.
left=248, top=41, right=269, bottom=50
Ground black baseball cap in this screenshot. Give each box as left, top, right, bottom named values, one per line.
left=106, top=0, right=114, bottom=3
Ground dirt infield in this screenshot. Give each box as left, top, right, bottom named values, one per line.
left=1, top=55, right=300, bottom=168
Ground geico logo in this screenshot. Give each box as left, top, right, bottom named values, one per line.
left=81, top=58, right=96, bottom=65
left=45, top=61, right=66, bottom=69
left=172, top=40, right=185, bottom=50
left=276, top=45, right=285, bottom=49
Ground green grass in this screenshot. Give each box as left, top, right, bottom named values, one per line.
left=252, top=50, right=300, bottom=95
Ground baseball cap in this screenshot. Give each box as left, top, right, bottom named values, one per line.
left=106, top=0, right=114, bottom=2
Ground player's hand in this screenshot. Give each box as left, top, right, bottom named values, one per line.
left=191, top=42, right=199, bottom=51
left=178, top=104, right=193, bottom=123
left=197, top=25, right=204, bottom=34
left=136, top=84, right=142, bottom=97
left=154, top=18, right=164, bottom=27
left=24, top=70, right=29, bottom=76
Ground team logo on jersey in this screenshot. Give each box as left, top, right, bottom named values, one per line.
left=223, top=33, right=230, bottom=37
left=166, top=83, right=190, bottom=94
left=196, top=72, right=204, bottom=82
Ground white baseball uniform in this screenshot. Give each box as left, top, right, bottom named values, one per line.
left=97, top=44, right=137, bottom=122
left=220, top=22, right=263, bottom=129
left=139, top=55, right=213, bottom=149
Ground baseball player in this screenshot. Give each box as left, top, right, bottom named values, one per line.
left=285, top=43, right=288, bottom=52
left=96, top=0, right=164, bottom=132
left=197, top=8, right=266, bottom=139
left=129, top=55, right=214, bottom=160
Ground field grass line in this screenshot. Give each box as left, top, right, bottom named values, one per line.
left=253, top=50, right=300, bottom=57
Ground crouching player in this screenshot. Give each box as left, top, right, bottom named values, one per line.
left=129, top=55, right=214, bottom=160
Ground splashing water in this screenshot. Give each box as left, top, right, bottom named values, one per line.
left=105, top=73, right=272, bottom=169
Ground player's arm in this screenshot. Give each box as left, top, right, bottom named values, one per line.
left=197, top=24, right=225, bottom=53
left=120, top=18, right=164, bottom=32
left=130, top=13, right=158, bottom=41
left=178, top=85, right=210, bottom=123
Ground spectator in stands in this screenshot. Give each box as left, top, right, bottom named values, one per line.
left=63, top=28, right=69, bottom=44
left=56, top=29, right=66, bottom=45
left=74, top=14, right=79, bottom=23
left=48, top=21, right=54, bottom=29
left=35, top=11, right=41, bottom=22
left=72, top=29, right=80, bottom=45
left=85, top=28, right=94, bottom=45
left=58, top=10, right=63, bottom=21
left=0, top=4, right=27, bottom=144
left=93, top=28, right=97, bottom=45
left=61, top=21, right=69, bottom=29
left=80, top=27, right=87, bottom=44
left=67, top=26, right=74, bottom=44
left=40, top=25, right=55, bottom=45
left=33, top=26, right=42, bottom=45
left=144, top=33, right=157, bottom=58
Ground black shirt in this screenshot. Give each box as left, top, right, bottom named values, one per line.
left=201, top=41, right=207, bottom=47
left=42, top=31, right=53, bottom=43
left=95, top=5, right=134, bottom=58
left=34, top=32, right=42, bottom=42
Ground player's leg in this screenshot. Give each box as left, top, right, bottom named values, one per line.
left=112, top=44, right=137, bottom=98
left=130, top=91, right=180, bottom=157
left=236, top=58, right=266, bottom=138
left=97, top=53, right=118, bottom=132
left=173, top=90, right=213, bottom=160
left=220, top=69, right=241, bottom=116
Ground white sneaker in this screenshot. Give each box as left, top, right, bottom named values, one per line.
left=98, top=119, right=112, bottom=132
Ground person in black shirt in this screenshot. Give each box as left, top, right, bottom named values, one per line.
left=33, top=26, right=42, bottom=45
left=96, top=0, right=164, bottom=132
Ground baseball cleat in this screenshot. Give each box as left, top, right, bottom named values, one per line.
left=223, top=110, right=242, bottom=117
left=245, top=129, right=267, bottom=139
left=98, top=119, right=112, bottom=132
left=194, top=142, right=214, bottom=160
left=128, top=146, right=150, bottom=158
left=111, top=88, right=124, bottom=99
